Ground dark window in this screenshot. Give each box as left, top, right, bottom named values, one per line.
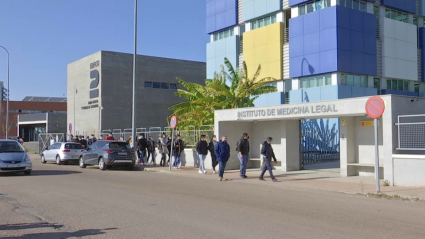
left=65, top=143, right=84, bottom=149
left=145, top=82, right=153, bottom=88
left=161, top=83, right=169, bottom=89
left=109, top=142, right=130, bottom=149
left=170, top=84, right=177, bottom=90
left=153, top=82, right=161, bottom=88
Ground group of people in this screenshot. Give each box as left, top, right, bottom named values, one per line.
left=195, top=133, right=278, bottom=182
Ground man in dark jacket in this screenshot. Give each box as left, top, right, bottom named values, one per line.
left=147, top=136, right=156, bottom=165
left=215, top=136, right=230, bottom=181
left=137, top=133, right=148, bottom=165
left=238, top=133, right=250, bottom=178
left=259, top=137, right=278, bottom=182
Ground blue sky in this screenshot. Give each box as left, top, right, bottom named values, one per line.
left=0, top=0, right=207, bottom=100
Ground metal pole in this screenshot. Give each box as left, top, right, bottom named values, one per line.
left=374, top=118, right=380, bottom=193
left=0, top=46, right=9, bottom=139
left=131, top=0, right=138, bottom=149
left=98, top=106, right=103, bottom=137
left=169, top=129, right=174, bottom=171
left=74, top=85, right=76, bottom=136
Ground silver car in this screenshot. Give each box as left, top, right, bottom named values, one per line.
left=0, top=140, right=32, bottom=175
left=41, top=142, right=84, bottom=165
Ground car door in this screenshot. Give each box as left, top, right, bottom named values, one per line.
left=84, top=142, right=97, bottom=165
left=45, top=143, right=58, bottom=161
left=90, top=141, right=108, bottom=164
left=50, top=143, right=61, bottom=160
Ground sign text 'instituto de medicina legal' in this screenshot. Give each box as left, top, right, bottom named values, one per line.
left=237, top=104, right=338, bottom=118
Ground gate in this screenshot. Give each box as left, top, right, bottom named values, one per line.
left=38, top=133, right=65, bottom=156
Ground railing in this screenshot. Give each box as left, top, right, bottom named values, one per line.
left=284, top=28, right=289, bottom=43
left=396, top=114, right=425, bottom=150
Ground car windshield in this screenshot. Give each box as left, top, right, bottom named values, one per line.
left=0, top=142, right=25, bottom=153
left=109, top=142, right=130, bottom=150
left=65, top=143, right=84, bottom=149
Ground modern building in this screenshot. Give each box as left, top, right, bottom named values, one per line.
left=67, top=51, right=206, bottom=137
left=0, top=96, right=67, bottom=139
left=206, top=0, right=425, bottom=165
left=18, top=112, right=67, bottom=142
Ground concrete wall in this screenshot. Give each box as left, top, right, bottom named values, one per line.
left=393, top=155, right=425, bottom=187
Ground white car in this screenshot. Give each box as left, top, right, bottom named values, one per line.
left=41, top=142, right=84, bottom=165
left=0, top=140, right=32, bottom=175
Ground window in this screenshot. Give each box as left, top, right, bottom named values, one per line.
left=160, top=83, right=169, bottom=89
left=170, top=84, right=177, bottom=90
left=414, top=83, right=419, bottom=93
left=299, top=0, right=331, bottom=16
left=325, top=74, right=332, bottom=85
left=347, top=75, right=354, bottom=86
left=386, top=79, right=411, bottom=92
left=392, top=80, right=397, bottom=90
left=299, top=74, right=333, bottom=88
left=65, top=143, right=84, bottom=149
left=339, top=0, right=366, bottom=12
left=251, top=15, right=277, bottom=30
left=373, top=6, right=379, bottom=17
left=341, top=73, right=369, bottom=87
left=153, top=82, right=161, bottom=89
left=374, top=78, right=381, bottom=93
left=413, top=17, right=418, bottom=25
left=213, top=28, right=234, bottom=41
left=403, top=81, right=409, bottom=91
left=385, top=8, right=408, bottom=23
left=353, top=75, right=361, bottom=87
left=361, top=76, right=368, bottom=87
left=144, top=82, right=153, bottom=88
left=341, top=74, right=347, bottom=85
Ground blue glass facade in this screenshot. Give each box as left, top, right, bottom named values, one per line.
left=381, top=0, right=416, bottom=14
left=206, top=0, right=238, bottom=34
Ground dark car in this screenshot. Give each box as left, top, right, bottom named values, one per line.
left=79, top=140, right=135, bottom=170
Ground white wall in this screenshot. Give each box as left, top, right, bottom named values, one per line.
left=393, top=155, right=425, bottom=186
left=381, top=18, right=418, bottom=81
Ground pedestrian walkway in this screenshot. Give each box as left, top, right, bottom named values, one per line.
left=142, top=163, right=425, bottom=200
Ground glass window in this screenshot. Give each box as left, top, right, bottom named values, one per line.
left=219, top=31, right=224, bottom=39
left=395, top=11, right=402, bottom=21
left=317, top=76, right=324, bottom=86
left=361, top=76, right=367, bottom=87
left=65, top=143, right=84, bottom=149
left=353, top=75, right=361, bottom=87
left=324, top=0, right=330, bottom=7
left=385, top=9, right=391, bottom=18
left=299, top=6, right=306, bottom=16
left=359, top=2, right=366, bottom=12
left=374, top=78, right=381, bottom=90
left=301, top=79, right=308, bottom=88
left=258, top=18, right=264, bottom=28
left=391, top=10, right=397, bottom=20
left=325, top=74, right=332, bottom=85
left=414, top=83, right=419, bottom=93
left=315, top=1, right=322, bottom=11
left=170, top=84, right=177, bottom=90
left=230, top=28, right=234, bottom=36
left=392, top=80, right=398, bottom=90
left=346, top=0, right=352, bottom=8
left=224, top=30, right=229, bottom=38
left=153, top=82, right=161, bottom=88
left=271, top=15, right=276, bottom=23
left=386, top=80, right=391, bottom=90
left=309, top=77, right=316, bottom=88
left=373, top=6, right=379, bottom=17
left=252, top=21, right=257, bottom=29
left=347, top=75, right=354, bottom=86
left=109, top=142, right=131, bottom=150
left=397, top=80, right=403, bottom=91
left=307, top=2, right=315, bottom=13
left=402, top=13, right=408, bottom=23
left=403, top=81, right=409, bottom=91
left=265, top=17, right=271, bottom=26
left=144, top=82, right=153, bottom=88
left=353, top=0, right=359, bottom=10
left=161, top=83, right=169, bottom=89
left=341, top=74, right=347, bottom=85
left=413, top=16, right=418, bottom=25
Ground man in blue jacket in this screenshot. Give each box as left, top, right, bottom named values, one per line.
left=214, top=136, right=230, bottom=181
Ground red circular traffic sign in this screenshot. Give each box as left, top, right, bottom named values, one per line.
left=365, top=96, right=385, bottom=119
left=170, top=116, right=178, bottom=129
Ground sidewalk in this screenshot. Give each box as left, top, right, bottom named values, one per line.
left=140, top=164, right=425, bottom=200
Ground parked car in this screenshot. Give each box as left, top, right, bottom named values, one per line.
left=79, top=140, right=135, bottom=170
left=41, top=142, right=84, bottom=165
left=0, top=140, right=32, bottom=175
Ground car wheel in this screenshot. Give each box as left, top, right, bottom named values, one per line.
left=98, top=157, right=106, bottom=170
left=24, top=170, right=31, bottom=175
left=56, top=155, right=62, bottom=165
left=79, top=156, right=86, bottom=168
left=41, top=155, right=46, bottom=164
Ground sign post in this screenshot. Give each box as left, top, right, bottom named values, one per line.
left=365, top=96, right=386, bottom=193
left=169, top=116, right=178, bottom=171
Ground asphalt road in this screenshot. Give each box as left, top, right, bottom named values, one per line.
left=1, top=156, right=425, bottom=239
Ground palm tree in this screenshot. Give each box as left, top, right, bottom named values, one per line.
left=169, top=58, right=278, bottom=129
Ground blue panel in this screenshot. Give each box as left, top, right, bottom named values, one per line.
left=364, top=54, right=377, bottom=76
left=206, top=36, right=239, bottom=79
left=337, top=49, right=351, bottom=72
left=290, top=35, right=304, bottom=58
left=289, top=56, right=303, bottom=78
left=350, top=52, right=364, bottom=73
left=206, top=17, right=216, bottom=34
left=337, top=27, right=351, bottom=51
left=337, top=6, right=351, bottom=29
left=289, top=16, right=304, bottom=38
left=254, top=92, right=283, bottom=107
left=216, top=12, right=226, bottom=30
left=304, top=11, right=320, bottom=35
left=363, top=34, right=376, bottom=55
left=216, top=0, right=226, bottom=13
left=363, top=13, right=376, bottom=35
left=243, top=0, right=255, bottom=21
left=381, top=89, right=419, bottom=97
left=225, top=9, right=237, bottom=27
left=351, top=86, right=366, bottom=98
left=254, top=0, right=267, bottom=17
left=320, top=86, right=339, bottom=101
left=207, top=42, right=216, bottom=58
left=289, top=0, right=310, bottom=7
left=320, top=28, right=337, bottom=52
left=289, top=89, right=303, bottom=103
left=320, top=50, right=338, bottom=73
left=206, top=0, right=237, bottom=33
left=381, top=0, right=416, bottom=14
left=266, top=0, right=281, bottom=13
left=421, top=0, right=425, bottom=16
left=303, top=88, right=322, bottom=103
left=303, top=53, right=321, bottom=76
left=350, top=10, right=364, bottom=32
left=350, top=31, right=364, bottom=53
left=338, top=85, right=353, bottom=99
left=364, top=87, right=378, bottom=96
left=420, top=28, right=425, bottom=82
left=420, top=93, right=425, bottom=97
left=206, top=0, right=216, bottom=17
left=319, top=7, right=337, bottom=31
left=304, top=32, right=320, bottom=55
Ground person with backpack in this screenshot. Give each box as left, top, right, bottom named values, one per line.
left=137, top=133, right=148, bottom=165
left=215, top=136, right=230, bottom=181
left=173, top=135, right=184, bottom=169
left=147, top=136, right=156, bottom=165
left=237, top=133, right=250, bottom=178
left=208, top=135, right=218, bottom=174
left=259, top=137, right=278, bottom=182
left=196, top=135, right=209, bottom=174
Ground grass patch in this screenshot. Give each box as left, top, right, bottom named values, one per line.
left=358, top=192, right=425, bottom=202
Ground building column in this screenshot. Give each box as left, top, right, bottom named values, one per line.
left=340, top=117, right=356, bottom=177
left=278, top=120, right=300, bottom=171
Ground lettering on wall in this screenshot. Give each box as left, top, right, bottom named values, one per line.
left=89, top=60, right=100, bottom=99
left=237, top=104, right=338, bottom=118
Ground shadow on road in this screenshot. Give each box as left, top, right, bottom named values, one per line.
left=0, top=170, right=81, bottom=177
left=0, top=222, right=63, bottom=231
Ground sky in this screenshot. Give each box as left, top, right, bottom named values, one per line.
left=0, top=0, right=208, bottom=101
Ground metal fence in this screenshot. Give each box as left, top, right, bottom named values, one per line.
left=396, top=114, right=425, bottom=150
left=38, top=133, right=65, bottom=156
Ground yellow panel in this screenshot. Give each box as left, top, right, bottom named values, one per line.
left=267, top=60, right=283, bottom=79
left=255, top=45, right=267, bottom=65
left=243, top=30, right=256, bottom=51
left=266, top=23, right=283, bottom=44
left=254, top=27, right=268, bottom=47
left=244, top=48, right=255, bottom=67
left=266, top=43, right=282, bottom=63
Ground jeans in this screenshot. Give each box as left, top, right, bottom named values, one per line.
left=173, top=155, right=180, bottom=168
left=148, top=151, right=155, bottom=164
left=260, top=158, right=275, bottom=179
left=218, top=161, right=226, bottom=178
left=199, top=154, right=206, bottom=171
left=211, top=153, right=218, bottom=171
left=138, top=150, right=146, bottom=164
left=239, top=153, right=249, bottom=176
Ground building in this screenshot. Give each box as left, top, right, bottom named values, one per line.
left=0, top=96, right=67, bottom=139
left=67, top=51, right=206, bottom=137
left=18, top=112, right=67, bottom=142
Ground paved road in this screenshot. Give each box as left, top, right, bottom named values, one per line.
left=1, top=157, right=425, bottom=239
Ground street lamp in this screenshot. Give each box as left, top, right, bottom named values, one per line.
left=0, top=46, right=10, bottom=139
left=131, top=0, right=138, bottom=149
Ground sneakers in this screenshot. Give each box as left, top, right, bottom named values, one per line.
left=204, top=170, right=207, bottom=174
left=212, top=170, right=216, bottom=174
left=272, top=178, right=278, bottom=182
left=198, top=170, right=203, bottom=174
left=221, top=178, right=228, bottom=181
left=259, top=177, right=265, bottom=181
left=220, top=177, right=223, bottom=181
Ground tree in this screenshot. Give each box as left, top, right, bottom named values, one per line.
left=169, top=58, right=278, bottom=129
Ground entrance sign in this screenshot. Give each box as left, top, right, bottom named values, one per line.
left=69, top=123, right=72, bottom=133
left=365, top=96, right=385, bottom=193
left=170, top=116, right=178, bottom=129
left=361, top=121, right=374, bottom=127
left=169, top=116, right=178, bottom=171
left=366, top=96, right=385, bottom=119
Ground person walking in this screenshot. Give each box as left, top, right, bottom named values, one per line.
left=237, top=133, right=250, bottom=178
left=215, top=136, right=230, bottom=181
left=259, top=137, right=278, bottom=182
left=208, top=135, right=218, bottom=174
left=137, top=133, right=148, bottom=165
left=80, top=136, right=87, bottom=149
left=147, top=136, right=156, bottom=165
left=166, top=135, right=172, bottom=165
left=196, top=135, right=208, bottom=174
left=173, top=135, right=183, bottom=169
left=88, top=134, right=96, bottom=146
left=159, top=133, right=169, bottom=167
left=105, top=132, right=115, bottom=140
